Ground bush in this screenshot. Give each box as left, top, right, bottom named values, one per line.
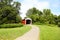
left=33, top=22, right=44, bottom=25
left=58, top=22, right=60, bottom=27
left=0, top=23, right=23, bottom=28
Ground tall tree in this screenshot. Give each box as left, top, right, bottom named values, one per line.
left=43, top=9, right=53, bottom=23
left=0, top=0, right=21, bottom=24
left=26, top=7, right=43, bottom=23
left=13, top=2, right=21, bottom=10
left=0, top=0, right=13, bottom=5
left=58, top=15, right=60, bottom=22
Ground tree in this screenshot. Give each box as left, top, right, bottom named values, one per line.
left=26, top=8, right=59, bottom=25
left=43, top=9, right=54, bottom=24
left=13, top=2, right=21, bottom=10
left=26, top=7, right=43, bottom=23
left=58, top=15, right=60, bottom=22
left=0, top=0, right=21, bottom=24
left=57, top=15, right=60, bottom=27
left=53, top=15, right=58, bottom=25
left=0, top=0, right=13, bottom=5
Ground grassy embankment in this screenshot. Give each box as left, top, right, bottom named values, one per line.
left=0, top=25, right=31, bottom=40
left=38, top=24, right=60, bottom=40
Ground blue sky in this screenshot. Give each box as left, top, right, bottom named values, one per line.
left=14, top=0, right=60, bottom=19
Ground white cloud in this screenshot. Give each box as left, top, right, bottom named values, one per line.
left=20, top=0, right=50, bottom=19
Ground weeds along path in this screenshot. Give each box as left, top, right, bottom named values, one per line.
left=15, top=25, right=40, bottom=40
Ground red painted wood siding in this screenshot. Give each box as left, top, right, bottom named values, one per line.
left=22, top=20, right=26, bottom=25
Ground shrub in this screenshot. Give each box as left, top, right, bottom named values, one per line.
left=33, top=22, right=43, bottom=25
left=58, top=22, right=60, bottom=27
left=0, top=23, right=23, bottom=28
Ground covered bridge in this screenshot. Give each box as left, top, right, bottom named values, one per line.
left=22, top=18, right=32, bottom=25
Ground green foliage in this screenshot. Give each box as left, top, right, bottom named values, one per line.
left=26, top=8, right=60, bottom=26
left=13, top=2, right=21, bottom=10
left=57, top=15, right=60, bottom=27
left=0, top=0, right=21, bottom=24
left=26, top=7, right=43, bottom=23
left=58, top=15, right=60, bottom=22
left=0, top=23, right=23, bottom=28
left=43, top=9, right=51, bottom=16
left=33, top=22, right=44, bottom=25
left=26, top=8, right=54, bottom=24
left=58, top=22, right=60, bottom=27
left=0, top=0, right=13, bottom=5
left=16, top=15, right=22, bottom=23
left=43, top=9, right=54, bottom=24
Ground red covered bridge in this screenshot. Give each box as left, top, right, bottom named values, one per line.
left=22, top=18, right=32, bottom=25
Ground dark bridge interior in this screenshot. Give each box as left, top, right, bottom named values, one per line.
left=26, top=20, right=31, bottom=24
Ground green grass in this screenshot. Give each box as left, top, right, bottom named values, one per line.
left=0, top=25, right=31, bottom=40
left=38, top=24, right=60, bottom=40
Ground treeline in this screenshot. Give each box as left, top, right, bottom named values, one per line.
left=26, top=7, right=60, bottom=27
left=0, top=0, right=21, bottom=24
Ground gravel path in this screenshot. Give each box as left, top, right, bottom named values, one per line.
left=15, top=25, right=40, bottom=40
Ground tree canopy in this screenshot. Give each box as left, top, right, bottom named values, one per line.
left=26, top=7, right=60, bottom=26
left=0, top=0, right=21, bottom=24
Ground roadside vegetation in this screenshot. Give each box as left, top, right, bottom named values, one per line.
left=26, top=7, right=60, bottom=27
left=0, top=23, right=23, bottom=28
left=0, top=25, right=31, bottom=40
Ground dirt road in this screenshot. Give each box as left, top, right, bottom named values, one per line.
left=15, top=25, right=40, bottom=40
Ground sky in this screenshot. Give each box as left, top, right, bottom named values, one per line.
left=14, top=0, right=60, bottom=19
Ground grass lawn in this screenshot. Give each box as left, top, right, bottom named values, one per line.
left=0, top=25, right=31, bottom=40
left=38, top=24, right=60, bottom=40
